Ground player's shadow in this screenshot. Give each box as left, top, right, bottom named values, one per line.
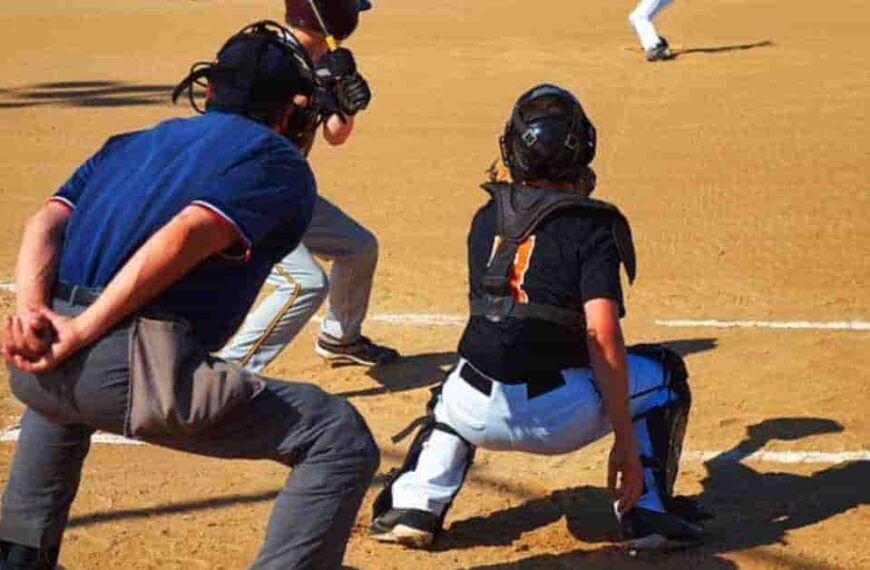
left=656, top=337, right=716, bottom=358
left=0, top=81, right=193, bottom=109
left=445, top=417, right=868, bottom=569
left=334, top=351, right=456, bottom=398
left=336, top=337, right=717, bottom=399
left=672, top=40, right=773, bottom=59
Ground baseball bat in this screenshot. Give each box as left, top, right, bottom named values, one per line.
left=305, top=0, right=340, bottom=51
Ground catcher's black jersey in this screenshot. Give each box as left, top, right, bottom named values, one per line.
left=458, top=199, right=625, bottom=383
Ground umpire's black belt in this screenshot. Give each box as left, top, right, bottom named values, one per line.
left=53, top=282, right=101, bottom=306
left=52, top=282, right=182, bottom=322
left=458, top=362, right=565, bottom=400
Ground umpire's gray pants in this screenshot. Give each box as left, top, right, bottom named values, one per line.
left=221, top=196, right=378, bottom=372
left=0, top=300, right=380, bottom=570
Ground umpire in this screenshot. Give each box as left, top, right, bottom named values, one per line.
left=0, top=22, right=378, bottom=570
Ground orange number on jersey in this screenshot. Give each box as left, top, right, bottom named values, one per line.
left=489, top=235, right=537, bottom=303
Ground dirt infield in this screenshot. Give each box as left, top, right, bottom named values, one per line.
left=0, top=0, right=868, bottom=568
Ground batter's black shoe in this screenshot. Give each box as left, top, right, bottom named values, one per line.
left=316, top=336, right=400, bottom=367
left=0, top=540, right=59, bottom=570
left=369, top=508, right=440, bottom=548
left=617, top=507, right=706, bottom=551
left=645, top=37, right=674, bottom=62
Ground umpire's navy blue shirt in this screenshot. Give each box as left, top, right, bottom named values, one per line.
left=52, top=111, right=316, bottom=350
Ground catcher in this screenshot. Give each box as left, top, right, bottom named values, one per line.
left=369, top=84, right=708, bottom=550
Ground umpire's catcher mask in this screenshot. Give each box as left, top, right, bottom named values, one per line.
left=172, top=20, right=317, bottom=133
left=500, top=84, right=597, bottom=184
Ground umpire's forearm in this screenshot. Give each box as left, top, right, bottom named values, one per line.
left=74, top=205, right=238, bottom=344
left=15, top=201, right=71, bottom=314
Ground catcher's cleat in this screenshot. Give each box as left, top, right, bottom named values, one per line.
left=315, top=335, right=400, bottom=367
left=666, top=495, right=714, bottom=524
left=617, top=506, right=706, bottom=551
left=369, top=508, right=440, bottom=548
left=645, top=37, right=674, bottom=62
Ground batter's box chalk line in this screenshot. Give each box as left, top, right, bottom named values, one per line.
left=2, top=281, right=867, bottom=330
left=0, top=426, right=867, bottom=463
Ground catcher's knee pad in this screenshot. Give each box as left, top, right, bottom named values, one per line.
left=372, top=385, right=475, bottom=522
left=629, top=344, right=691, bottom=500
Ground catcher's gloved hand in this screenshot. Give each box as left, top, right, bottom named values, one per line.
left=315, top=48, right=371, bottom=116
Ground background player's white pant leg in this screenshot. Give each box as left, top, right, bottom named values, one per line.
left=629, top=0, right=675, bottom=50
left=219, top=244, right=328, bottom=372
left=390, top=355, right=676, bottom=516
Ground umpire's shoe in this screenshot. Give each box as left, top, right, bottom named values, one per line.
left=0, top=541, right=59, bottom=570
left=645, top=37, right=674, bottom=62
left=369, top=508, right=440, bottom=548
left=617, top=507, right=706, bottom=550
left=316, top=335, right=400, bottom=367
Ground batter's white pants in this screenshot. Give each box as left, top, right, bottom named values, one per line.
left=629, top=0, right=675, bottom=50
left=220, top=195, right=378, bottom=372
left=391, top=355, right=678, bottom=516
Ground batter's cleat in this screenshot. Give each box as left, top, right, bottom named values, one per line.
left=315, top=335, right=400, bottom=367
left=645, top=37, right=674, bottom=62
left=617, top=506, right=706, bottom=551
left=369, top=508, right=440, bottom=548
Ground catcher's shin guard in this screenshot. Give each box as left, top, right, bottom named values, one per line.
left=372, top=386, right=475, bottom=526
left=628, top=344, right=691, bottom=502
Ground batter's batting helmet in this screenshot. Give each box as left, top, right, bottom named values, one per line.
left=285, top=0, right=371, bottom=41
left=500, top=84, right=597, bottom=183
left=172, top=20, right=316, bottom=127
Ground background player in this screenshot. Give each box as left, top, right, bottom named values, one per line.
left=221, top=0, right=400, bottom=371
left=0, top=22, right=378, bottom=569
left=629, top=0, right=675, bottom=61
left=368, top=84, right=706, bottom=550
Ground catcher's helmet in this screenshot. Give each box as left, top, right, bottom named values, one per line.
left=172, top=21, right=316, bottom=126
left=285, top=0, right=371, bottom=41
left=500, top=84, right=597, bottom=183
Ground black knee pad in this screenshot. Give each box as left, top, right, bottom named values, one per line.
left=372, top=386, right=475, bottom=523
left=629, top=343, right=691, bottom=500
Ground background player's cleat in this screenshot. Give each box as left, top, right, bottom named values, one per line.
left=645, top=37, right=674, bottom=61
left=315, top=335, right=400, bottom=366
left=369, top=508, right=440, bottom=548
left=617, top=506, right=706, bottom=550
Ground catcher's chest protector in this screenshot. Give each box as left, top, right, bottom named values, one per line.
left=471, top=182, right=637, bottom=326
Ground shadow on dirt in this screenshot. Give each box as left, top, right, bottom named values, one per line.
left=0, top=81, right=188, bottom=109
left=673, top=40, right=774, bottom=59
left=336, top=337, right=718, bottom=399
left=455, top=417, right=869, bottom=569
left=334, top=351, right=456, bottom=398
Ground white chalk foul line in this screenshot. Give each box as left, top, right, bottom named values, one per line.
left=0, top=427, right=144, bottom=445
left=3, top=281, right=867, bottom=331
left=0, top=427, right=866, bottom=463
left=655, top=319, right=870, bottom=331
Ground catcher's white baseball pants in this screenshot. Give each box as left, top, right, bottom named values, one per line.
left=630, top=0, right=675, bottom=50
left=391, top=354, right=678, bottom=516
